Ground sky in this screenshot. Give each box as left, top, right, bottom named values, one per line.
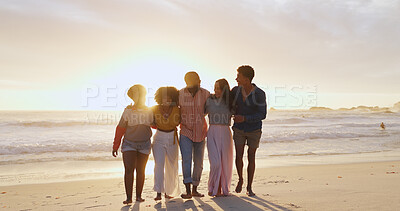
left=1, top=0, right=400, bottom=110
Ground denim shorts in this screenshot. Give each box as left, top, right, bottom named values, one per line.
left=121, top=139, right=151, bottom=155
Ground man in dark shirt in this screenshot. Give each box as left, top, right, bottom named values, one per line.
left=231, top=65, right=267, bottom=197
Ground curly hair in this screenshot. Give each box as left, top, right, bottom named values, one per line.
left=154, top=86, right=179, bottom=105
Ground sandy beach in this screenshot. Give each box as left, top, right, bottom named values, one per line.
left=1, top=160, right=399, bottom=210
left=2, top=0, right=400, bottom=210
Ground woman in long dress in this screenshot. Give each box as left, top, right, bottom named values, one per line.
left=206, top=79, right=234, bottom=196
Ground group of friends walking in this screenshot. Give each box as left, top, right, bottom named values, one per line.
left=112, top=65, right=267, bottom=204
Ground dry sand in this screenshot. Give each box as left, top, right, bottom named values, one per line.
left=1, top=161, right=399, bottom=210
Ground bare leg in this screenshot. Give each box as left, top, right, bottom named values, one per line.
left=235, top=144, right=245, bottom=193
left=135, top=152, right=149, bottom=202
left=246, top=147, right=257, bottom=196
left=122, top=151, right=137, bottom=204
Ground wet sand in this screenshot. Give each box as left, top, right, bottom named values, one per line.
left=1, top=161, right=399, bottom=210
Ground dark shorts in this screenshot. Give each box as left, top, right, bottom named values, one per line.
left=232, top=127, right=262, bottom=149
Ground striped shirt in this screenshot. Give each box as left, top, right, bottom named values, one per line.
left=178, top=87, right=210, bottom=142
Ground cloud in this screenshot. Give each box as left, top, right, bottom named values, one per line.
left=0, top=0, right=108, bottom=25
left=0, top=0, right=399, bottom=94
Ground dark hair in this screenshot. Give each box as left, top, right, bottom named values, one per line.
left=237, top=65, right=255, bottom=82
left=127, top=84, right=146, bottom=104
left=213, top=78, right=232, bottom=110
left=154, top=86, right=179, bottom=105
left=184, top=71, right=200, bottom=86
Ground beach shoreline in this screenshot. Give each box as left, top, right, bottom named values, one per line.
left=1, top=160, right=399, bottom=210
left=2, top=148, right=400, bottom=187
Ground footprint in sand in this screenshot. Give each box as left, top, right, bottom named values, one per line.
left=84, top=204, right=106, bottom=209
left=61, top=202, right=84, bottom=207
left=288, top=203, right=301, bottom=208
left=85, top=196, right=101, bottom=199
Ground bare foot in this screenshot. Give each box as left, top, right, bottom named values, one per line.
left=208, top=192, right=213, bottom=196
left=154, top=193, right=162, bottom=201
left=123, top=199, right=132, bottom=205
left=181, top=193, right=192, bottom=199
left=246, top=187, right=256, bottom=197
left=136, top=197, right=145, bottom=202
left=192, top=191, right=204, bottom=197
left=235, top=180, right=243, bottom=193
left=164, top=194, right=173, bottom=199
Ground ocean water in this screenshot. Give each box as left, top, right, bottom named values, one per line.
left=1, top=109, right=400, bottom=185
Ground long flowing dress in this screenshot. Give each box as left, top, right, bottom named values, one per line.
left=205, top=97, right=233, bottom=196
